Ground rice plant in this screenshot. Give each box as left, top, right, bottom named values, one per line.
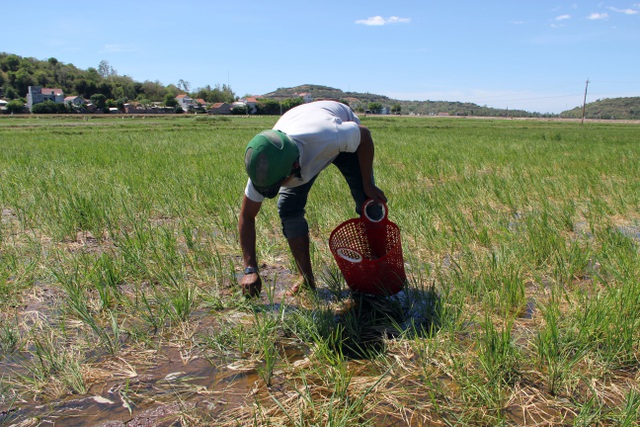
left=2, top=115, right=640, bottom=426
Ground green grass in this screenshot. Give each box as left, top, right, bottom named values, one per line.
left=0, top=114, right=639, bottom=425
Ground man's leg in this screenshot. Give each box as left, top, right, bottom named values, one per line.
left=332, top=152, right=382, bottom=218
left=285, top=234, right=315, bottom=294
left=277, top=177, right=317, bottom=295
left=332, top=152, right=367, bottom=215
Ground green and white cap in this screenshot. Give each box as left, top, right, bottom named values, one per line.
left=244, top=130, right=299, bottom=198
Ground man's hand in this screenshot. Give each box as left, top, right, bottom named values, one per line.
left=357, top=126, right=387, bottom=204
left=364, top=183, right=387, bottom=204
left=239, top=195, right=262, bottom=298
left=240, top=271, right=262, bottom=298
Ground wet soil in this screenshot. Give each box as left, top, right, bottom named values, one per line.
left=1, top=264, right=442, bottom=427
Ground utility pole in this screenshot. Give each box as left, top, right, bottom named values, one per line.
left=581, top=78, right=590, bottom=124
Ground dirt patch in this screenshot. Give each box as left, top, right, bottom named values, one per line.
left=1, top=278, right=443, bottom=427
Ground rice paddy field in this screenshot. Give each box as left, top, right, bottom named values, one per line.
left=1, top=113, right=639, bottom=426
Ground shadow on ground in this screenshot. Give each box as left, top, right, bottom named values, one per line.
left=331, top=286, right=442, bottom=359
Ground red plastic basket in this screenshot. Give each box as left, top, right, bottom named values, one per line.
left=329, top=200, right=406, bottom=296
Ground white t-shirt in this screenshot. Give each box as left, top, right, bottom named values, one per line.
left=245, top=101, right=362, bottom=202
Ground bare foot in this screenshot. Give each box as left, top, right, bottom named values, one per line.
left=286, top=279, right=316, bottom=297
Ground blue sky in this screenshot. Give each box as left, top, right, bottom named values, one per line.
left=4, top=1, right=640, bottom=113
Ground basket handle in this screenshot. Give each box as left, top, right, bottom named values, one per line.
left=362, top=199, right=387, bottom=223
left=336, top=247, right=363, bottom=263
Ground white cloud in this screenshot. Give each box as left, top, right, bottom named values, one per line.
left=355, top=16, right=410, bottom=26
left=587, top=12, right=609, bottom=20
left=356, top=16, right=385, bottom=26
left=101, top=44, right=138, bottom=53
left=555, top=14, right=571, bottom=21
left=387, top=16, right=411, bottom=24
left=608, top=7, right=639, bottom=15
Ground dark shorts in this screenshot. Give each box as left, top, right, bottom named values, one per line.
left=276, top=152, right=369, bottom=239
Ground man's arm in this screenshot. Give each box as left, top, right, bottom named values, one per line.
left=238, top=194, right=262, bottom=295
left=356, top=125, right=387, bottom=203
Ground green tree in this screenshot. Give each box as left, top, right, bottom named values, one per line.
left=178, top=79, right=191, bottom=93
left=231, top=104, right=247, bottom=115
left=17, top=57, right=34, bottom=73
left=136, top=98, right=152, bottom=108
left=0, top=52, right=238, bottom=115
left=1, top=54, right=21, bottom=72
left=112, top=86, right=125, bottom=101
left=281, top=97, right=304, bottom=113
left=109, top=75, right=136, bottom=100
left=90, top=93, right=107, bottom=110
left=391, top=103, right=402, bottom=115
left=31, top=100, right=68, bottom=114
left=219, top=84, right=235, bottom=103
left=74, top=79, right=96, bottom=99
left=47, top=57, right=60, bottom=83
left=98, top=81, right=113, bottom=98
left=6, top=100, right=25, bottom=114
left=164, top=93, right=178, bottom=108
left=34, top=70, right=50, bottom=87
left=139, top=80, right=167, bottom=102
left=257, top=98, right=281, bottom=115
left=86, top=81, right=99, bottom=99
left=85, top=67, right=102, bottom=82
left=14, top=69, right=35, bottom=97
left=165, top=83, right=181, bottom=95
left=193, top=84, right=235, bottom=104
left=97, top=60, right=116, bottom=78
left=368, top=102, right=383, bottom=114
left=4, top=86, right=18, bottom=99
left=6, top=70, right=16, bottom=86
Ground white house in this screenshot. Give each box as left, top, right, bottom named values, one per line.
left=26, top=86, right=64, bottom=111
left=64, top=96, right=85, bottom=108
left=240, top=97, right=259, bottom=114
left=231, top=101, right=248, bottom=113
left=176, top=94, right=200, bottom=112
left=296, top=92, right=314, bottom=103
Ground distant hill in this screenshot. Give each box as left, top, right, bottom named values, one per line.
left=559, top=97, right=640, bottom=120
left=264, top=84, right=391, bottom=105
left=2, top=51, right=637, bottom=119
left=264, top=84, right=640, bottom=120
left=262, top=84, right=544, bottom=118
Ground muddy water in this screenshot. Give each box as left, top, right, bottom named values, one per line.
left=618, top=224, right=640, bottom=245
left=2, top=350, right=219, bottom=426
left=1, top=263, right=441, bottom=427
left=1, top=343, right=272, bottom=427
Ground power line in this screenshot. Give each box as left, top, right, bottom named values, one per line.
left=468, top=79, right=638, bottom=106
left=590, top=80, right=640, bottom=85
left=491, top=94, right=581, bottom=102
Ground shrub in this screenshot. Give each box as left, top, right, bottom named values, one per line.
left=31, top=100, right=68, bottom=114
left=6, top=99, right=26, bottom=114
